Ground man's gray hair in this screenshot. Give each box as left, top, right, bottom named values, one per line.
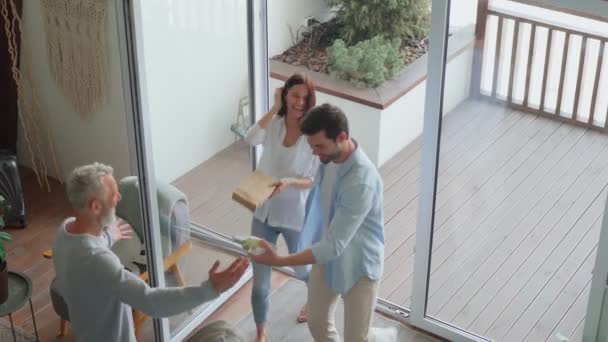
left=187, top=320, right=243, bottom=342
left=66, top=162, right=114, bottom=210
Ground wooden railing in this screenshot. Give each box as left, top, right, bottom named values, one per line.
left=471, top=1, right=608, bottom=132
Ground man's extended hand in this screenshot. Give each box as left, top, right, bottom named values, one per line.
left=250, top=240, right=282, bottom=266
left=208, top=257, right=249, bottom=294
left=107, top=219, right=133, bottom=243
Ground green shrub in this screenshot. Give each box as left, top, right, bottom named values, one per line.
left=327, top=36, right=404, bottom=88
left=327, top=0, right=430, bottom=43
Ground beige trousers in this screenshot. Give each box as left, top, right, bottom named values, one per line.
left=307, top=265, right=382, bottom=342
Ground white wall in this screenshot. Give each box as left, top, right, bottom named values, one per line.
left=378, top=46, right=473, bottom=166
left=17, top=0, right=131, bottom=182
left=138, top=0, right=249, bottom=183
left=450, top=0, right=479, bottom=29
left=268, top=0, right=331, bottom=56
left=136, top=0, right=331, bottom=183
left=378, top=82, right=426, bottom=166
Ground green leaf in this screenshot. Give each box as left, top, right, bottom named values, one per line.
left=326, top=35, right=404, bottom=88
left=0, top=232, right=12, bottom=241
left=326, top=0, right=429, bottom=42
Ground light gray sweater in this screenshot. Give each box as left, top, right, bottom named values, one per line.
left=53, top=218, right=218, bottom=342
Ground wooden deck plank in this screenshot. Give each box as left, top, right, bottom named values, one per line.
left=482, top=192, right=606, bottom=340
left=380, top=100, right=484, bottom=180
left=417, top=122, right=576, bottom=298
left=382, top=100, right=509, bottom=199
left=386, top=118, right=564, bottom=301
left=488, top=212, right=601, bottom=340
left=430, top=115, right=555, bottom=235
left=547, top=281, right=591, bottom=342
left=381, top=110, right=560, bottom=295
left=523, top=264, right=594, bottom=341
left=462, top=138, right=608, bottom=336
left=379, top=109, right=526, bottom=297
left=383, top=103, right=516, bottom=222
left=570, top=316, right=586, bottom=342
left=381, top=111, right=545, bottom=300
left=434, top=142, right=604, bottom=320
left=419, top=125, right=589, bottom=300
left=413, top=128, right=603, bottom=312
left=382, top=108, right=523, bottom=266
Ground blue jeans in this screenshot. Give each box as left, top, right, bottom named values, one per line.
left=251, top=218, right=309, bottom=324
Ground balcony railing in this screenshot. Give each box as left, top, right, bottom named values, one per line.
left=471, top=0, right=608, bottom=132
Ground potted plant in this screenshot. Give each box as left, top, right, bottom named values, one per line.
left=0, top=194, right=12, bottom=304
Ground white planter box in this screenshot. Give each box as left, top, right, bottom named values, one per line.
left=270, top=26, right=475, bottom=167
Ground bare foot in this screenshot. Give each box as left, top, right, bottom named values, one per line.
left=297, top=303, right=308, bottom=323
left=256, top=333, right=268, bottom=342
left=256, top=324, right=268, bottom=342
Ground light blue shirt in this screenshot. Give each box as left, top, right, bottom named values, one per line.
left=299, top=144, right=385, bottom=293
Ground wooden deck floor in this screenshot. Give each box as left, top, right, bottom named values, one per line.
left=174, top=99, right=602, bottom=342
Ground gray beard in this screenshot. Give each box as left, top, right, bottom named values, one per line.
left=100, top=208, right=116, bottom=228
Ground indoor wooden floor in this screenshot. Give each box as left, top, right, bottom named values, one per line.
left=2, top=168, right=73, bottom=341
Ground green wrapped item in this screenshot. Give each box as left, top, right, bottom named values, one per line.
left=233, top=236, right=265, bottom=255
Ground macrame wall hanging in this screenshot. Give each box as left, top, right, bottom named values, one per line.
left=42, top=0, right=111, bottom=117
left=1, top=0, right=61, bottom=191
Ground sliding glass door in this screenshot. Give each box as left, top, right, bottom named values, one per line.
left=115, top=0, right=269, bottom=340
left=412, top=0, right=608, bottom=341
left=115, top=0, right=608, bottom=340
left=584, top=194, right=608, bottom=341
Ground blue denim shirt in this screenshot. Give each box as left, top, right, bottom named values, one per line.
left=298, top=145, right=385, bottom=293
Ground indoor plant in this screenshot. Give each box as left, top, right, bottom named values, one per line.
left=0, top=194, right=12, bottom=304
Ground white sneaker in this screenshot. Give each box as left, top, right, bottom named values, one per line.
left=370, top=326, right=398, bottom=342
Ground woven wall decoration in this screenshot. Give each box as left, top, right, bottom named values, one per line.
left=42, top=0, right=111, bottom=117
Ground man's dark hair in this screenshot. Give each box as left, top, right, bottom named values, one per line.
left=300, top=103, right=349, bottom=140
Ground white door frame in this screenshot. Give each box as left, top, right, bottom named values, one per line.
left=413, top=1, right=608, bottom=341
left=584, top=193, right=608, bottom=341
left=115, top=0, right=171, bottom=340
left=408, top=1, right=491, bottom=340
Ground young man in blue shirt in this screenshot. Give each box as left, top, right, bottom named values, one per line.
left=252, top=104, right=396, bottom=341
